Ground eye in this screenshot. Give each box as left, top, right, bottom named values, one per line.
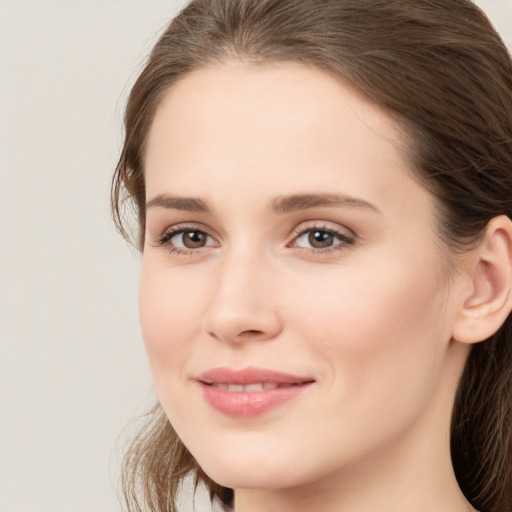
left=172, top=230, right=210, bottom=249
left=156, top=226, right=218, bottom=253
left=291, top=225, right=355, bottom=252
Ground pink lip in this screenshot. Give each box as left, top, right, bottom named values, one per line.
left=196, top=366, right=315, bottom=417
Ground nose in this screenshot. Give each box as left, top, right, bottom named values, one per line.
left=203, top=250, right=283, bottom=344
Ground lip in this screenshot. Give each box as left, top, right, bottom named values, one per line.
left=196, top=366, right=315, bottom=417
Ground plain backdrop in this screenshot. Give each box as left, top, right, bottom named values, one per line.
left=1, top=1, right=511, bottom=511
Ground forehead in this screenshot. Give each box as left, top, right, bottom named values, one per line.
left=144, top=61, right=422, bottom=215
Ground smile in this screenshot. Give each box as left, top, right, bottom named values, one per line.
left=197, top=367, right=315, bottom=417
left=209, top=382, right=301, bottom=392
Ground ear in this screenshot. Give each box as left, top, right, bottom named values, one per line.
left=452, top=215, right=512, bottom=344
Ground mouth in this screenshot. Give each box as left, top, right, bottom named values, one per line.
left=206, top=382, right=305, bottom=392
left=196, top=366, right=315, bottom=417
left=197, top=366, right=315, bottom=388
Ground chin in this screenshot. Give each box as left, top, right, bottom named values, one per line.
left=201, top=461, right=300, bottom=491
left=190, top=440, right=325, bottom=491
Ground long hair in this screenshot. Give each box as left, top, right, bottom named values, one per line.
left=111, top=1, right=512, bottom=510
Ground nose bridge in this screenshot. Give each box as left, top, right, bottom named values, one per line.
left=204, top=241, right=282, bottom=343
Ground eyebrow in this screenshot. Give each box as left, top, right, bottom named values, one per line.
left=146, top=194, right=210, bottom=213
left=145, top=192, right=380, bottom=214
left=271, top=193, right=380, bottom=214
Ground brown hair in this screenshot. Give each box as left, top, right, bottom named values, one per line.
left=112, top=1, right=512, bottom=511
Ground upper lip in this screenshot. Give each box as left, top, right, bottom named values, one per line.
left=197, top=366, right=315, bottom=385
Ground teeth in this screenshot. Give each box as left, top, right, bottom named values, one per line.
left=244, top=383, right=264, bottom=392
left=212, top=382, right=281, bottom=392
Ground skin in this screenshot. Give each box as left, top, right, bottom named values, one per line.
left=140, top=61, right=480, bottom=512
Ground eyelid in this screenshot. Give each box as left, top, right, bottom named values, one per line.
left=151, top=220, right=356, bottom=256
left=153, top=222, right=219, bottom=250
left=290, top=220, right=354, bottom=238
left=287, top=221, right=356, bottom=252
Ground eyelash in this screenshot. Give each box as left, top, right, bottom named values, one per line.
left=154, top=223, right=356, bottom=256
left=289, top=224, right=355, bottom=254
left=154, top=224, right=217, bottom=256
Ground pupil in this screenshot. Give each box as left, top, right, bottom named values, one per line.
left=183, top=231, right=206, bottom=248
left=308, top=230, right=334, bottom=248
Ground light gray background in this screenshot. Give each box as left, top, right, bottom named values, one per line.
left=1, top=1, right=511, bottom=511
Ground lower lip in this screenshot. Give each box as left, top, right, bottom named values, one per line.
left=200, top=383, right=313, bottom=417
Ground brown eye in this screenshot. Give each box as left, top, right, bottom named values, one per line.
left=308, top=230, right=335, bottom=249
left=181, top=230, right=207, bottom=248
left=292, top=226, right=354, bottom=252
left=157, top=227, right=217, bottom=251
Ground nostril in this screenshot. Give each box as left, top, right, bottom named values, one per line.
left=207, top=329, right=264, bottom=342
left=239, top=329, right=264, bottom=337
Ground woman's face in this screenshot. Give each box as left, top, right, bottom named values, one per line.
left=140, top=62, right=467, bottom=491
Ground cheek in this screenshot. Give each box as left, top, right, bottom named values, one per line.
left=284, top=253, right=450, bottom=419
left=138, top=261, right=210, bottom=384
left=288, top=257, right=447, bottom=344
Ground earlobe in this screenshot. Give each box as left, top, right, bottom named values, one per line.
left=452, top=215, right=512, bottom=345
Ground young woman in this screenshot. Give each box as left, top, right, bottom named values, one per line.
left=111, top=1, right=512, bottom=511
